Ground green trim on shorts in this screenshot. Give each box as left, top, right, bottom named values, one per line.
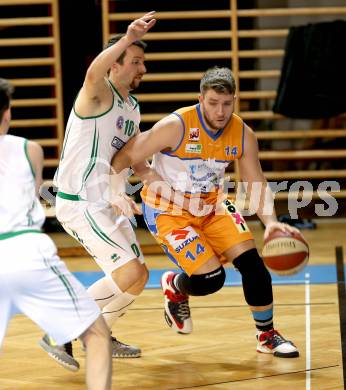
left=0, top=229, right=42, bottom=241
left=85, top=209, right=125, bottom=251
left=45, top=259, right=80, bottom=315
left=57, top=191, right=85, bottom=201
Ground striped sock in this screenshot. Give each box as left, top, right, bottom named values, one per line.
left=252, top=307, right=273, bottom=332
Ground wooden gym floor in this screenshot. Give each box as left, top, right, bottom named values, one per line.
left=0, top=218, right=345, bottom=389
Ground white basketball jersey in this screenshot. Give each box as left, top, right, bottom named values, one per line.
left=0, top=135, right=45, bottom=234
left=55, top=81, right=140, bottom=203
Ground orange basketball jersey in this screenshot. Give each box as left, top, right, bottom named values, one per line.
left=142, top=104, right=244, bottom=209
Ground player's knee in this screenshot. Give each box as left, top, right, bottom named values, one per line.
left=176, top=266, right=226, bottom=296
left=111, top=261, right=148, bottom=291
left=232, top=248, right=272, bottom=306
left=138, top=265, right=149, bottom=287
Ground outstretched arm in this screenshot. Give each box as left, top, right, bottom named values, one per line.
left=111, top=114, right=182, bottom=173
left=75, top=11, right=156, bottom=115
left=111, top=115, right=198, bottom=212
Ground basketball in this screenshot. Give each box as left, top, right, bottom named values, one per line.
left=261, top=230, right=309, bottom=275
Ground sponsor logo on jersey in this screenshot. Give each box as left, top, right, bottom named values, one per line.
left=111, top=136, right=125, bottom=150
left=185, top=143, right=202, bottom=154
left=165, top=226, right=199, bottom=253
left=116, top=115, right=124, bottom=130
left=189, top=127, right=200, bottom=141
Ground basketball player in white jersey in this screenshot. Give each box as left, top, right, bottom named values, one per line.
left=40, top=12, right=161, bottom=367
left=0, top=78, right=112, bottom=389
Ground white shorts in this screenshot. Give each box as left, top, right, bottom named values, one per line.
left=56, top=197, right=144, bottom=276
left=0, top=232, right=101, bottom=347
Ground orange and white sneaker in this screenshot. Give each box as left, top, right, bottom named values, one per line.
left=256, top=329, right=299, bottom=358
left=161, top=271, right=192, bottom=334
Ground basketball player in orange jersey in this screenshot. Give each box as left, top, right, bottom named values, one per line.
left=111, top=67, right=302, bottom=357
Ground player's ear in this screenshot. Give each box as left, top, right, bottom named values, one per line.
left=1, top=108, right=11, bottom=132
left=4, top=108, right=11, bottom=122
left=198, top=94, right=203, bottom=104
left=110, top=62, right=119, bottom=73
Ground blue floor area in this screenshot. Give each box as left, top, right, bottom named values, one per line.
left=74, top=264, right=339, bottom=289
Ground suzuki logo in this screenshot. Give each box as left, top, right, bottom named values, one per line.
left=171, top=229, right=189, bottom=241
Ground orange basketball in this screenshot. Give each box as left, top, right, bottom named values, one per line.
left=261, top=230, right=309, bottom=276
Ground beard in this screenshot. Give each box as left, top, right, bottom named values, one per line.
left=203, top=113, right=219, bottom=131
left=202, top=108, right=233, bottom=132
left=129, top=76, right=142, bottom=91
left=129, top=80, right=137, bottom=90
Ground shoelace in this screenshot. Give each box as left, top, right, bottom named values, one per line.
left=265, top=330, right=286, bottom=347
left=111, top=336, right=130, bottom=348
left=177, top=300, right=191, bottom=320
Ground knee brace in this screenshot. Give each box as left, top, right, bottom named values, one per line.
left=232, top=248, right=272, bottom=307
left=176, top=266, right=226, bottom=296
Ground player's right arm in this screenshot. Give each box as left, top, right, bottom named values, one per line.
left=112, top=115, right=216, bottom=216
left=75, top=11, right=156, bottom=116
left=111, top=114, right=182, bottom=173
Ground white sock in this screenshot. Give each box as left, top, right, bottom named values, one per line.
left=102, top=291, right=137, bottom=329
left=87, top=276, right=138, bottom=329
left=87, top=276, right=122, bottom=309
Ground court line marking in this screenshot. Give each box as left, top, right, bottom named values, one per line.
left=305, top=272, right=311, bottom=390
left=168, top=365, right=339, bottom=389
left=128, top=301, right=334, bottom=311
left=336, top=246, right=346, bottom=389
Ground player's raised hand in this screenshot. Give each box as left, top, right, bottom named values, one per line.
left=126, top=11, right=156, bottom=42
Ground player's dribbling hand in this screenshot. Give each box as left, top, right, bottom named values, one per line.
left=264, top=221, right=301, bottom=240
left=126, top=11, right=156, bottom=42
left=111, top=193, right=142, bottom=218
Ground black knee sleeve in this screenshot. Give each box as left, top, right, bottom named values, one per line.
left=233, top=248, right=272, bottom=306
left=176, top=266, right=226, bottom=296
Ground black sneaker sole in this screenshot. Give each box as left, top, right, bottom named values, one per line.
left=273, top=350, right=300, bottom=358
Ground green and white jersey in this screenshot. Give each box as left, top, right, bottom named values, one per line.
left=55, top=81, right=140, bottom=203
left=0, top=135, right=45, bottom=235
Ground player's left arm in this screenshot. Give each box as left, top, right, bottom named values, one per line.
left=238, top=124, right=299, bottom=239
left=27, top=140, right=44, bottom=196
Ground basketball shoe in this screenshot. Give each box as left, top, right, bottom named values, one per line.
left=80, top=335, right=141, bottom=358
left=161, top=271, right=192, bottom=334
left=256, top=329, right=299, bottom=358
left=111, top=336, right=141, bottom=358
left=39, top=335, right=80, bottom=371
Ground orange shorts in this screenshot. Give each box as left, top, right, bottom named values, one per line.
left=142, top=199, right=254, bottom=276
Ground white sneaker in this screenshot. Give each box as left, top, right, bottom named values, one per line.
left=256, top=329, right=299, bottom=358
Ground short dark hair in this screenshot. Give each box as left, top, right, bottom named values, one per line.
left=0, top=78, right=14, bottom=122
left=200, top=67, right=236, bottom=95
left=105, top=34, right=147, bottom=64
